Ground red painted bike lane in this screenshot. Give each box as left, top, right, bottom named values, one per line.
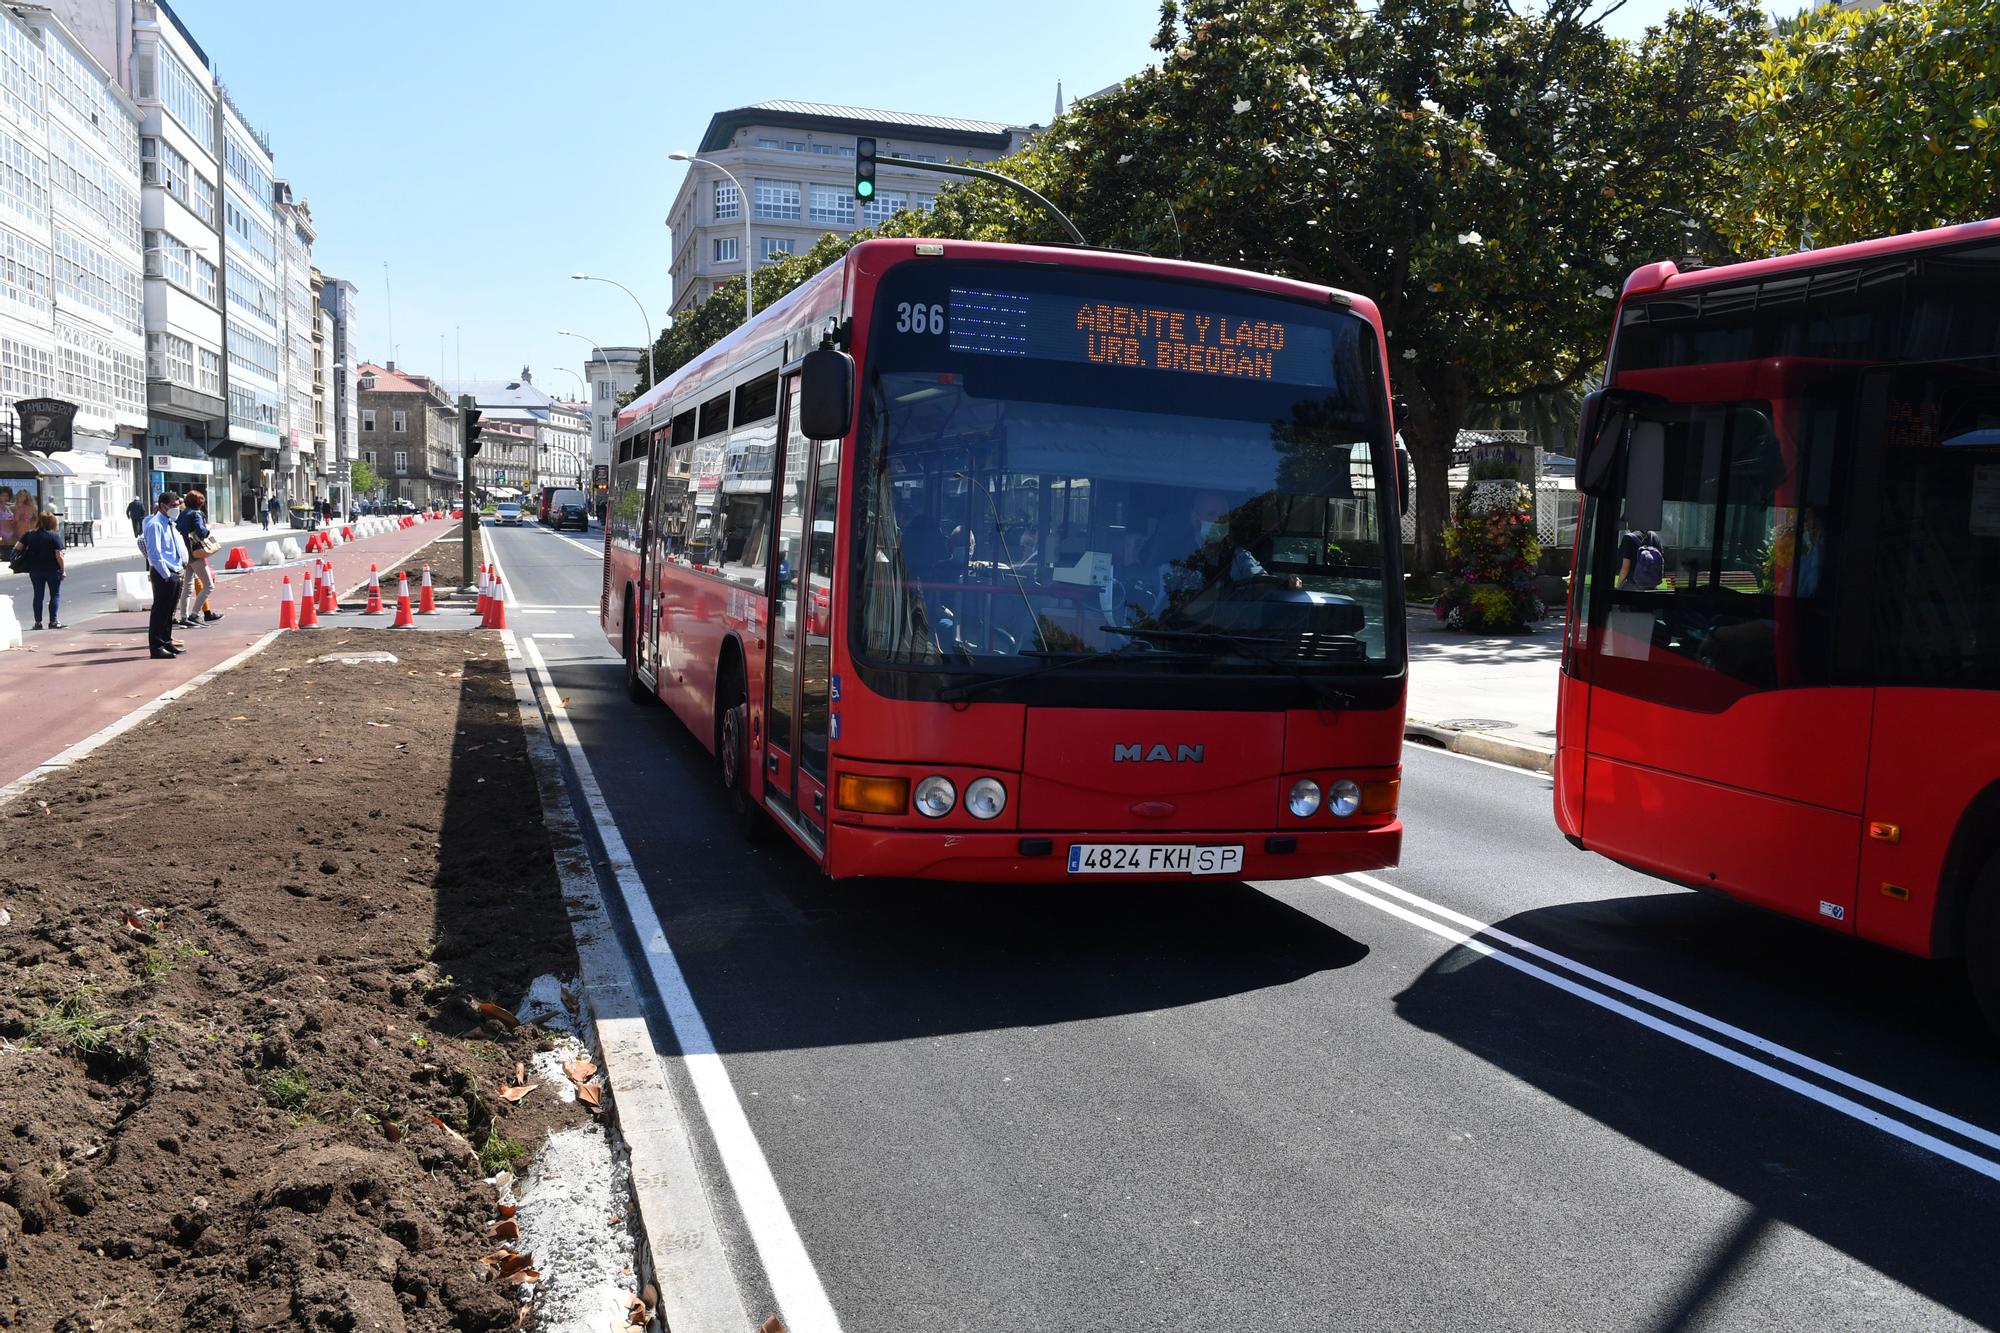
left=0, top=516, right=473, bottom=792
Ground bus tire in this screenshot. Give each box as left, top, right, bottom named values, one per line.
left=623, top=592, right=654, bottom=706
left=1967, top=854, right=2000, bottom=1041
left=717, top=664, right=767, bottom=844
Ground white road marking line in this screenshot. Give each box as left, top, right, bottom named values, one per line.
left=519, top=636, right=843, bottom=1333
left=513, top=604, right=598, bottom=611
left=1402, top=739, right=1550, bottom=776
left=526, top=632, right=575, bottom=639
left=1317, top=873, right=2000, bottom=1184
left=544, top=528, right=606, bottom=558
left=1344, top=871, right=2000, bottom=1156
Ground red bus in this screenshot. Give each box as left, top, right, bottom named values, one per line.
left=1557, top=217, right=2000, bottom=1027
left=602, top=238, right=1407, bottom=881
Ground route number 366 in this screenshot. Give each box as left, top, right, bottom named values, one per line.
left=895, top=302, right=945, bottom=335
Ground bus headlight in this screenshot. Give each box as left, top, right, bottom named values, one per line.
left=1328, top=779, right=1363, bottom=818
left=965, top=777, right=1007, bottom=820
left=1287, top=778, right=1322, bottom=818
left=914, top=776, right=957, bottom=818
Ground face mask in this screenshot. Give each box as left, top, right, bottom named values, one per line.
left=166, top=506, right=183, bottom=521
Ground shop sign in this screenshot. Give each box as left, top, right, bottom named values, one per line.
left=16, top=398, right=77, bottom=454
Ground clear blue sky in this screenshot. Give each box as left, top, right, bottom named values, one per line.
left=171, top=0, right=1698, bottom=395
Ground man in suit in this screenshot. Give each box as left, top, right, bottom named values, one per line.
left=141, top=492, right=187, bottom=659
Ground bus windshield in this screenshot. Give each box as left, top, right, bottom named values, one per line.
left=851, top=262, right=1401, bottom=680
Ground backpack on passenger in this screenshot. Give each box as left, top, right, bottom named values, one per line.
left=1632, top=530, right=1665, bottom=589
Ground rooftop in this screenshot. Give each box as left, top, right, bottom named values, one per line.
left=698, top=99, right=1019, bottom=153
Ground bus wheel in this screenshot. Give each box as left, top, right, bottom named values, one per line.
left=1968, top=854, right=2000, bottom=1040
left=718, top=696, right=766, bottom=842
left=623, top=594, right=654, bottom=705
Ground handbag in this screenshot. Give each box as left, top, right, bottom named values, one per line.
left=198, top=533, right=222, bottom=557
left=5, top=544, right=25, bottom=575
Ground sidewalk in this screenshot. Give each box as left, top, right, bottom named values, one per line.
left=0, top=515, right=462, bottom=794
left=50, top=512, right=354, bottom=564
left=1405, top=608, right=1560, bottom=771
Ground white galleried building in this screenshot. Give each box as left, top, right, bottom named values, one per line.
left=0, top=7, right=148, bottom=546
left=665, top=101, right=1034, bottom=317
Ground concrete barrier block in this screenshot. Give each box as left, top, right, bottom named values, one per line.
left=114, top=571, right=151, bottom=611
left=0, top=593, right=20, bottom=650
left=258, top=543, right=282, bottom=566
left=281, top=537, right=303, bottom=561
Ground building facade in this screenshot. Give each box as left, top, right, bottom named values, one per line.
left=356, top=361, right=458, bottom=507
left=216, top=88, right=281, bottom=517
left=0, top=8, right=151, bottom=542
left=318, top=273, right=359, bottom=500
left=582, top=346, right=641, bottom=472
left=546, top=398, right=588, bottom=492
left=273, top=178, right=316, bottom=504
left=470, top=417, right=533, bottom=499
left=665, top=102, right=1029, bottom=316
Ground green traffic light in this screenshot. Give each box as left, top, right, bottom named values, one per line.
left=857, top=180, right=875, bottom=199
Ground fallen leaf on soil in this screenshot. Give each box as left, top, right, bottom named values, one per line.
left=229, top=715, right=249, bottom=721
left=481, top=1250, right=538, bottom=1284
left=760, top=1318, right=788, bottom=1333
left=476, top=1002, right=520, bottom=1028
left=428, top=1115, right=476, bottom=1158
left=562, top=1058, right=597, bottom=1086
left=628, top=1297, right=649, bottom=1326
left=123, top=912, right=149, bottom=934
left=488, top=1218, right=520, bottom=1240
left=495, top=1203, right=517, bottom=1219
left=499, top=1083, right=536, bottom=1103
left=576, top=1082, right=603, bottom=1111
left=382, top=1120, right=402, bottom=1142
left=607, top=1212, right=624, bottom=1226
left=515, top=1062, right=525, bottom=1084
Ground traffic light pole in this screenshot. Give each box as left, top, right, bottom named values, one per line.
left=459, top=394, right=481, bottom=590
left=873, top=153, right=1085, bottom=245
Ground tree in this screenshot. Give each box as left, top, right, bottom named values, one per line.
left=350, top=457, right=380, bottom=499
left=1717, top=0, right=2000, bottom=253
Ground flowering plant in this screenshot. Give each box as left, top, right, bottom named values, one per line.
left=1432, top=483, right=1547, bottom=633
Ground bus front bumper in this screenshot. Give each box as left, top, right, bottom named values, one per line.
left=826, top=822, right=1402, bottom=883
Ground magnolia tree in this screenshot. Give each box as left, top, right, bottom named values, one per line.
left=1717, top=0, right=2000, bottom=253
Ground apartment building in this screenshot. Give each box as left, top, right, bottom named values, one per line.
left=356, top=360, right=459, bottom=507
left=582, top=345, right=641, bottom=470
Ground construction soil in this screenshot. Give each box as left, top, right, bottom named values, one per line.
left=0, top=628, right=593, bottom=1331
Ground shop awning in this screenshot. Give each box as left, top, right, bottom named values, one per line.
left=0, top=449, right=75, bottom=478
left=107, top=444, right=142, bottom=460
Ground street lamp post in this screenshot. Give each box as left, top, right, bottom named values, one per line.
left=668, top=151, right=755, bottom=323
left=570, top=273, right=657, bottom=388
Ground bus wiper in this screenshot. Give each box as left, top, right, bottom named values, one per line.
left=1102, top=626, right=1359, bottom=710
left=937, top=643, right=1204, bottom=705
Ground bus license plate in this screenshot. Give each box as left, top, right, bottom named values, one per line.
left=1067, top=844, right=1244, bottom=876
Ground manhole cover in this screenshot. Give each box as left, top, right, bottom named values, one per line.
left=1437, top=718, right=1512, bottom=732
left=314, top=651, right=400, bottom=665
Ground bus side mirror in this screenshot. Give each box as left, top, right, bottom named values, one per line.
left=800, top=347, right=854, bottom=441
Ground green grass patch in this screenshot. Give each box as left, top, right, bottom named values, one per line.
left=264, top=1067, right=312, bottom=1115
left=31, top=986, right=112, bottom=1055
left=478, top=1133, right=530, bottom=1176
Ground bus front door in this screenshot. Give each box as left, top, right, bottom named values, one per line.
left=760, top=375, right=839, bottom=840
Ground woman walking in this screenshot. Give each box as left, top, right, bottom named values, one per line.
left=12, top=511, right=65, bottom=629
left=176, top=490, right=222, bottom=627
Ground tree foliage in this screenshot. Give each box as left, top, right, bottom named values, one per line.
left=1717, top=0, right=2000, bottom=253
left=350, top=457, right=381, bottom=499
left=635, top=0, right=1762, bottom=571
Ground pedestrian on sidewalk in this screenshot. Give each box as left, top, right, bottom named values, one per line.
left=264, top=494, right=280, bottom=531
left=126, top=494, right=147, bottom=538
left=176, top=489, right=221, bottom=627
left=12, top=511, right=64, bottom=629
left=142, top=492, right=187, bottom=658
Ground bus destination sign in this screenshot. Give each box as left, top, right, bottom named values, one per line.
left=945, top=286, right=1335, bottom=387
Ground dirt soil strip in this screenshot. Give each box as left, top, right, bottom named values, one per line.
left=0, top=629, right=591, bottom=1332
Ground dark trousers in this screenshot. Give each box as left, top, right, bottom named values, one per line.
left=128, top=515, right=143, bottom=537
left=29, top=570, right=59, bottom=624
left=149, top=571, right=182, bottom=651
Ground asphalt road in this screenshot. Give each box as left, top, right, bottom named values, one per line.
left=488, top=521, right=2000, bottom=1333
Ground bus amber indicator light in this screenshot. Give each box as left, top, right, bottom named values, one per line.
left=836, top=773, right=908, bottom=815
left=1361, top=780, right=1400, bottom=816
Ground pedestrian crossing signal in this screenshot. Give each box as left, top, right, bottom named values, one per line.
left=855, top=137, right=876, bottom=201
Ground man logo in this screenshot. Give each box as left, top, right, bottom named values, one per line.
left=1113, top=743, right=1205, bottom=763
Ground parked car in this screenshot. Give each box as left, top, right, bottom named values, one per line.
left=550, top=497, right=590, bottom=532
left=386, top=498, right=419, bottom=515
left=493, top=503, right=523, bottom=526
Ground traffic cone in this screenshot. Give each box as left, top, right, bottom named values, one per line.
left=319, top=560, right=338, bottom=613
left=298, top=569, right=319, bottom=628
left=363, top=564, right=384, bottom=614
left=418, top=564, right=437, bottom=614
left=475, top=565, right=491, bottom=620
left=278, top=575, right=297, bottom=630
left=483, top=571, right=507, bottom=630
left=389, top=572, right=414, bottom=628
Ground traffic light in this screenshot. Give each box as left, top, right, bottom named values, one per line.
left=854, top=137, right=876, bottom=202
left=463, top=407, right=483, bottom=457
